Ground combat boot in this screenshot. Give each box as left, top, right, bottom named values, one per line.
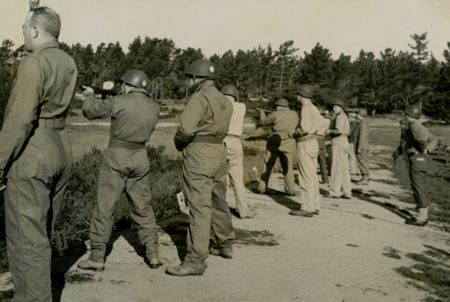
left=210, top=245, right=233, bottom=259
left=148, top=257, right=163, bottom=269
left=165, top=262, right=204, bottom=277
left=77, top=258, right=105, bottom=272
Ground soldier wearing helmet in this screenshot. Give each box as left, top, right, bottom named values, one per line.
left=399, top=105, right=438, bottom=226
left=354, top=108, right=370, bottom=185
left=168, top=59, right=235, bottom=277
left=78, top=69, right=163, bottom=272
left=288, top=84, right=322, bottom=217
left=257, top=98, right=299, bottom=196
left=221, top=85, right=254, bottom=219
left=323, top=98, right=352, bottom=199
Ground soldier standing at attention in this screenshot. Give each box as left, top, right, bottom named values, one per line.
left=354, top=108, right=370, bottom=185
left=324, top=99, right=352, bottom=199
left=258, top=98, right=299, bottom=196
left=168, top=59, right=235, bottom=276
left=0, top=3, right=78, bottom=300
left=289, top=85, right=322, bottom=217
left=77, top=70, right=163, bottom=272
left=221, top=85, right=254, bottom=219
left=398, top=105, right=437, bottom=226
left=347, top=109, right=361, bottom=177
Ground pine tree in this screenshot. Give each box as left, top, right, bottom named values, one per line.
left=408, top=32, right=429, bottom=63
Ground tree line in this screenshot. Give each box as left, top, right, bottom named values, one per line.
left=1, top=32, right=450, bottom=124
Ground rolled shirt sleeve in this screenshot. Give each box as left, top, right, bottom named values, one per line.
left=0, top=57, right=42, bottom=169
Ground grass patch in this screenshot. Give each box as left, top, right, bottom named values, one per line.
left=234, top=229, right=279, bottom=246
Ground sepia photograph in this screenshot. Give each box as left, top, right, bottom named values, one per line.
left=0, top=0, right=450, bottom=301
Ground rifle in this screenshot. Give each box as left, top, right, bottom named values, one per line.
left=256, top=108, right=273, bottom=113
left=79, top=85, right=118, bottom=99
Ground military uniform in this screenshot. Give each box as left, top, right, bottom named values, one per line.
left=316, top=118, right=330, bottom=184
left=355, top=118, right=370, bottom=181
left=224, top=100, right=253, bottom=218
left=0, top=41, right=77, bottom=301
left=258, top=109, right=299, bottom=194
left=328, top=111, right=351, bottom=198
left=348, top=119, right=361, bottom=175
left=82, top=87, right=161, bottom=264
left=403, top=120, right=437, bottom=208
left=291, top=102, right=322, bottom=212
left=173, top=80, right=235, bottom=272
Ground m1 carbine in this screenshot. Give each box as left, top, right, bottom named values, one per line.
left=79, top=85, right=118, bottom=100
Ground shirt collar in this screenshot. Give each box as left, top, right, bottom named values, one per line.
left=33, top=40, right=59, bottom=54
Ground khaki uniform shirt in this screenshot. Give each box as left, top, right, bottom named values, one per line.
left=332, top=111, right=350, bottom=136
left=355, top=119, right=369, bottom=150
left=0, top=41, right=78, bottom=169
left=297, top=103, right=321, bottom=135
left=348, top=120, right=360, bottom=144
left=228, top=101, right=246, bottom=136
left=261, top=109, right=298, bottom=139
left=179, top=80, right=233, bottom=138
left=83, top=89, right=160, bottom=143
left=404, top=120, right=438, bottom=156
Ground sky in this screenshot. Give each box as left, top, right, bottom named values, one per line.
left=1, top=0, right=450, bottom=62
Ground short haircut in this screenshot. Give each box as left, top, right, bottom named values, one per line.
left=29, top=6, right=61, bottom=39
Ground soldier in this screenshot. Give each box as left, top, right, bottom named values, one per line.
left=289, top=85, right=322, bottom=217
left=354, top=108, right=370, bottom=185
left=167, top=59, right=235, bottom=276
left=77, top=70, right=163, bottom=272
left=347, top=109, right=361, bottom=176
left=257, top=98, right=299, bottom=196
left=392, top=118, right=409, bottom=164
left=0, top=4, right=78, bottom=301
left=324, top=99, right=352, bottom=199
left=317, top=108, right=330, bottom=184
left=221, top=85, right=254, bottom=219
left=397, top=105, right=437, bottom=226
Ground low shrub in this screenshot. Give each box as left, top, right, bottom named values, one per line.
left=0, top=145, right=182, bottom=273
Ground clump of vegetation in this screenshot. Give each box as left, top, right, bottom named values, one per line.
left=234, top=228, right=279, bottom=246
left=0, top=145, right=182, bottom=274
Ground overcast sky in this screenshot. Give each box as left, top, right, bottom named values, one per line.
left=1, top=0, right=450, bottom=62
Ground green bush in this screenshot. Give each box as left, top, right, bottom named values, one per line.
left=0, top=145, right=183, bottom=273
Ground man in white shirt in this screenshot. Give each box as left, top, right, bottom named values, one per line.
left=221, top=85, right=254, bottom=219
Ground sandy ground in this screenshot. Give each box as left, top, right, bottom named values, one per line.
left=1, top=151, right=449, bottom=302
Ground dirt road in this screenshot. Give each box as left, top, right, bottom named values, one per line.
left=1, top=148, right=448, bottom=302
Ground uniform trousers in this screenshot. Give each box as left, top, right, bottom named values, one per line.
left=259, top=135, right=296, bottom=194
left=89, top=146, right=159, bottom=263
left=296, top=139, right=321, bottom=212
left=348, top=143, right=361, bottom=175
left=182, top=142, right=235, bottom=271
left=317, top=137, right=329, bottom=183
left=408, top=154, right=430, bottom=207
left=224, top=136, right=252, bottom=217
left=356, top=149, right=369, bottom=179
left=329, top=136, right=352, bottom=198
left=5, top=126, right=72, bottom=302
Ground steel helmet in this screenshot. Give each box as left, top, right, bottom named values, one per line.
left=120, top=70, right=148, bottom=89
left=297, top=84, right=314, bottom=98
left=185, top=59, right=215, bottom=79
left=357, top=108, right=368, bottom=117
left=332, top=98, right=345, bottom=108
left=405, top=105, right=421, bottom=119
left=275, top=98, right=289, bottom=107
left=221, top=85, right=238, bottom=99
